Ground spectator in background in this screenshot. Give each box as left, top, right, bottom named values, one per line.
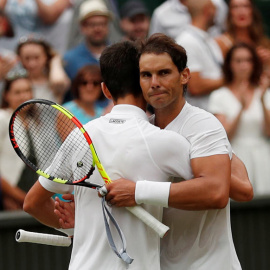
left=66, top=0, right=122, bottom=50
left=63, top=65, right=108, bottom=124
left=0, top=69, right=35, bottom=206
left=215, top=0, right=270, bottom=77
left=0, top=9, right=17, bottom=85
left=176, top=0, right=224, bottom=111
left=209, top=42, right=270, bottom=197
left=0, top=176, right=26, bottom=210
left=149, top=0, right=228, bottom=40
left=119, top=0, right=150, bottom=41
left=0, top=0, right=72, bottom=54
left=63, top=0, right=112, bottom=81
left=17, top=37, right=69, bottom=104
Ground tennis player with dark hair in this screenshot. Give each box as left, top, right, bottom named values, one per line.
left=23, top=40, right=195, bottom=269
left=100, top=33, right=253, bottom=270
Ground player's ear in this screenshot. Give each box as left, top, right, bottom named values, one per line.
left=101, top=82, right=112, bottom=100
left=180, top=67, right=190, bottom=85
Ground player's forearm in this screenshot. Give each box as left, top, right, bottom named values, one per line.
left=134, top=176, right=229, bottom=210
left=24, top=196, right=60, bottom=228
left=229, top=154, right=253, bottom=202
left=23, top=182, right=60, bottom=228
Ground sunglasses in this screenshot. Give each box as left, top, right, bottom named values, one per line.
left=80, top=80, right=102, bottom=87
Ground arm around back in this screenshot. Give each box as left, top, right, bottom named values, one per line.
left=168, top=154, right=231, bottom=210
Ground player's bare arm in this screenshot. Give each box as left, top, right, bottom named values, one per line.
left=230, top=154, right=253, bottom=202
left=104, top=154, right=230, bottom=210
left=23, top=181, right=61, bottom=228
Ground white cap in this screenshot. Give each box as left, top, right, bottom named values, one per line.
left=79, top=0, right=113, bottom=23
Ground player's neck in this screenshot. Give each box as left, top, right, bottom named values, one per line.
left=154, top=99, right=185, bottom=129
left=114, top=94, right=147, bottom=111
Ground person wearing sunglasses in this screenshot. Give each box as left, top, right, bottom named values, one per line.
left=62, top=64, right=110, bottom=124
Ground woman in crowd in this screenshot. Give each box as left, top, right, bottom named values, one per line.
left=0, top=9, right=17, bottom=86
left=0, top=69, right=34, bottom=209
left=209, top=42, right=270, bottom=196
left=17, top=37, right=70, bottom=104
left=215, top=0, right=270, bottom=75
left=0, top=0, right=72, bottom=53
left=63, top=65, right=110, bottom=124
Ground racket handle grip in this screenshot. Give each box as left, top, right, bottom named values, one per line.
left=15, top=229, right=72, bottom=247
left=126, top=206, right=169, bottom=238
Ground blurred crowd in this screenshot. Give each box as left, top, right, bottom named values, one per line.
left=0, top=0, right=270, bottom=211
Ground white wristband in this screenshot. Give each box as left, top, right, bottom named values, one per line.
left=55, top=228, right=74, bottom=237
left=135, top=181, right=171, bottom=208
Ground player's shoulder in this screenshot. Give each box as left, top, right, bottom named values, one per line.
left=180, top=103, right=223, bottom=130
left=145, top=123, right=190, bottom=149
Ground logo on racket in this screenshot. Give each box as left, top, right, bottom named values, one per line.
left=77, top=161, right=84, bottom=167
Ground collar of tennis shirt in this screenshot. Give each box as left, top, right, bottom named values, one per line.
left=110, top=105, right=149, bottom=121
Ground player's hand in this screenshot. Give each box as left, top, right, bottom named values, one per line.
left=54, top=195, right=75, bottom=229
left=102, top=178, right=137, bottom=207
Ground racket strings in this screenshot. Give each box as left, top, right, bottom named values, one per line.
left=13, top=103, right=94, bottom=183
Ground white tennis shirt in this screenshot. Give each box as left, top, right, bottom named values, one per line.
left=157, top=102, right=241, bottom=270
left=176, top=25, right=223, bottom=111
left=40, top=104, right=192, bottom=270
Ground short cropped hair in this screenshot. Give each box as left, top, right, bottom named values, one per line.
left=99, top=41, right=141, bottom=100
left=137, top=33, right=188, bottom=94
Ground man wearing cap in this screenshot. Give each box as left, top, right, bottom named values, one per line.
left=119, top=0, right=150, bottom=42
left=63, top=0, right=112, bottom=80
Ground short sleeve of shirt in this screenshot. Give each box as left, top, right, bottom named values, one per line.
left=39, top=127, right=92, bottom=194
left=180, top=111, right=232, bottom=159
left=39, top=176, right=74, bottom=194
left=147, top=130, right=193, bottom=180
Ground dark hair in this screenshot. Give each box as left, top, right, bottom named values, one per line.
left=137, top=33, right=188, bottom=95
left=223, top=42, right=263, bottom=85
left=71, top=65, right=102, bottom=99
left=16, top=37, right=55, bottom=73
left=99, top=41, right=141, bottom=100
left=227, top=0, right=270, bottom=47
left=1, top=70, right=31, bottom=108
